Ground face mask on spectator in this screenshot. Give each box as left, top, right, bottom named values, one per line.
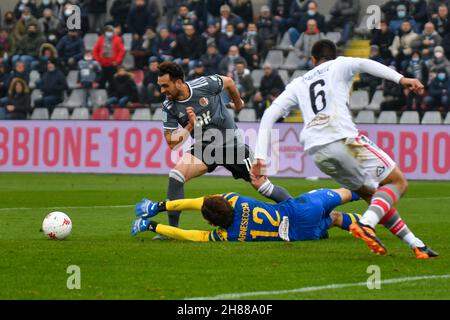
left=43, top=0, right=51, bottom=5
left=411, top=56, right=420, bottom=62
left=28, top=30, right=37, bottom=37
left=21, top=0, right=29, bottom=4
left=437, top=73, right=446, bottom=81
left=84, top=55, right=92, bottom=61
left=226, top=31, right=234, bottom=37
left=248, top=31, right=257, bottom=36
left=58, top=0, right=65, bottom=4
left=23, top=14, right=30, bottom=21
left=48, top=34, right=56, bottom=42
left=105, top=31, right=114, bottom=39
left=397, top=10, right=406, bottom=19
left=435, top=51, right=444, bottom=59
left=307, top=10, right=316, bottom=16
left=65, top=9, right=73, bottom=17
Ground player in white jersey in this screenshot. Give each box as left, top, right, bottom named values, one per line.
left=252, top=40, right=438, bottom=259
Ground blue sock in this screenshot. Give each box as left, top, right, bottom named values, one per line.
left=351, top=191, right=361, bottom=202
left=341, top=213, right=361, bottom=230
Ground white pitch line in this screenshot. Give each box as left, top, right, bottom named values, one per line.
left=186, top=274, right=450, bottom=300
left=0, top=205, right=133, bottom=212
left=0, top=196, right=448, bottom=212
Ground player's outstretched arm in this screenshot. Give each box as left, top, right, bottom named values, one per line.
left=149, top=221, right=211, bottom=242
left=221, top=76, right=244, bottom=111
left=349, top=57, right=425, bottom=95
left=134, top=197, right=205, bottom=218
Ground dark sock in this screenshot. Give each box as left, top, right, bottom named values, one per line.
left=257, top=179, right=292, bottom=203
left=167, top=170, right=185, bottom=227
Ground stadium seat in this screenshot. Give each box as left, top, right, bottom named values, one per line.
left=67, top=70, right=79, bottom=89
left=367, top=90, right=383, bottom=111
left=276, top=32, right=293, bottom=51
left=421, top=111, right=443, bottom=124
left=122, top=52, right=135, bottom=70
left=90, top=89, right=108, bottom=108
left=62, top=89, right=86, bottom=108
left=132, top=70, right=144, bottom=87
left=291, top=70, right=308, bottom=81
left=30, top=89, right=43, bottom=107
left=251, top=69, right=264, bottom=89
left=152, top=107, right=164, bottom=121
left=50, top=107, right=69, bottom=120
left=91, top=107, right=110, bottom=120
left=83, top=33, right=98, bottom=51
left=355, top=110, right=375, bottom=124
left=31, top=108, right=49, bottom=120
left=70, top=107, right=90, bottom=120
left=399, top=111, right=420, bottom=124
left=29, top=70, right=40, bottom=89
left=324, top=32, right=341, bottom=43
left=349, top=90, right=369, bottom=111
left=278, top=69, right=289, bottom=85
left=281, top=51, right=301, bottom=72
left=122, top=33, right=132, bottom=51
left=377, top=111, right=397, bottom=124
left=238, top=109, right=256, bottom=122
left=444, top=112, right=450, bottom=124
left=113, top=108, right=131, bottom=120
left=132, top=108, right=152, bottom=120
left=264, top=50, right=284, bottom=69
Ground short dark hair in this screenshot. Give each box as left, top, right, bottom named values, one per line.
left=311, top=39, right=337, bottom=62
left=201, top=196, right=234, bottom=229
left=158, top=61, right=185, bottom=81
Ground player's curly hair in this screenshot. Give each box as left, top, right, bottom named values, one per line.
left=158, top=61, right=185, bottom=82
left=202, top=196, right=234, bottom=229
left=311, top=39, right=337, bottom=62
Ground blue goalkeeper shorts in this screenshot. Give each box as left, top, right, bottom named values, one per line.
left=287, top=189, right=343, bottom=241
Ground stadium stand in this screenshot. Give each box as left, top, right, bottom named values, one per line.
left=377, top=111, right=398, bottom=124
left=71, top=107, right=90, bottom=120
left=421, top=111, right=443, bottom=124
left=50, top=108, right=70, bottom=120
left=350, top=90, right=370, bottom=111
left=113, top=108, right=131, bottom=121
left=399, top=111, right=420, bottom=124
left=355, top=110, right=376, bottom=124
left=0, top=0, right=447, bottom=123
left=91, top=107, right=110, bottom=120
left=31, top=108, right=49, bottom=120
left=132, top=108, right=152, bottom=121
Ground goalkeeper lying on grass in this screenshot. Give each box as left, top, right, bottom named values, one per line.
left=131, top=187, right=363, bottom=242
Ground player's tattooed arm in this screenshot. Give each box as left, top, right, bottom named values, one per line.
left=164, top=107, right=196, bottom=150
left=221, top=76, right=244, bottom=111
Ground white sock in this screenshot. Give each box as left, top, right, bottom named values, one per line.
left=402, top=233, right=425, bottom=249
left=359, top=210, right=380, bottom=229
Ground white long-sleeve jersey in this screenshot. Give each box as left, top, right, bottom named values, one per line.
left=255, top=56, right=404, bottom=160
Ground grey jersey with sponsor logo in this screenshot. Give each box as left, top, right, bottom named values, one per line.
left=162, top=75, right=239, bottom=144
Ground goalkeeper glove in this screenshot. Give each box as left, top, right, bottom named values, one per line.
left=134, top=198, right=159, bottom=218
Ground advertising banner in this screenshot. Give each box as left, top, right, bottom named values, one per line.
left=0, top=121, right=448, bottom=180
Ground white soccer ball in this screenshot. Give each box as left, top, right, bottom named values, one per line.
left=42, top=211, right=72, bottom=240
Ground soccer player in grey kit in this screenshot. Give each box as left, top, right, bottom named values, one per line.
left=155, top=61, right=291, bottom=233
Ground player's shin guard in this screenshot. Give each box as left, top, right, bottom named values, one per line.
left=167, top=169, right=185, bottom=227
left=257, top=179, right=292, bottom=203
left=379, top=207, right=425, bottom=248
left=359, top=184, right=401, bottom=229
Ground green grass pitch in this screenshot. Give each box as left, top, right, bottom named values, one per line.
left=0, top=173, right=449, bottom=300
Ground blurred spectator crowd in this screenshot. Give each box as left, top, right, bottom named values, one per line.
left=0, top=0, right=449, bottom=123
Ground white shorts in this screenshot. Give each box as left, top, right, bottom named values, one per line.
left=309, top=134, right=396, bottom=190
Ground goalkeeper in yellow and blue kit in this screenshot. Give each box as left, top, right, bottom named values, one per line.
left=131, top=188, right=362, bottom=242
